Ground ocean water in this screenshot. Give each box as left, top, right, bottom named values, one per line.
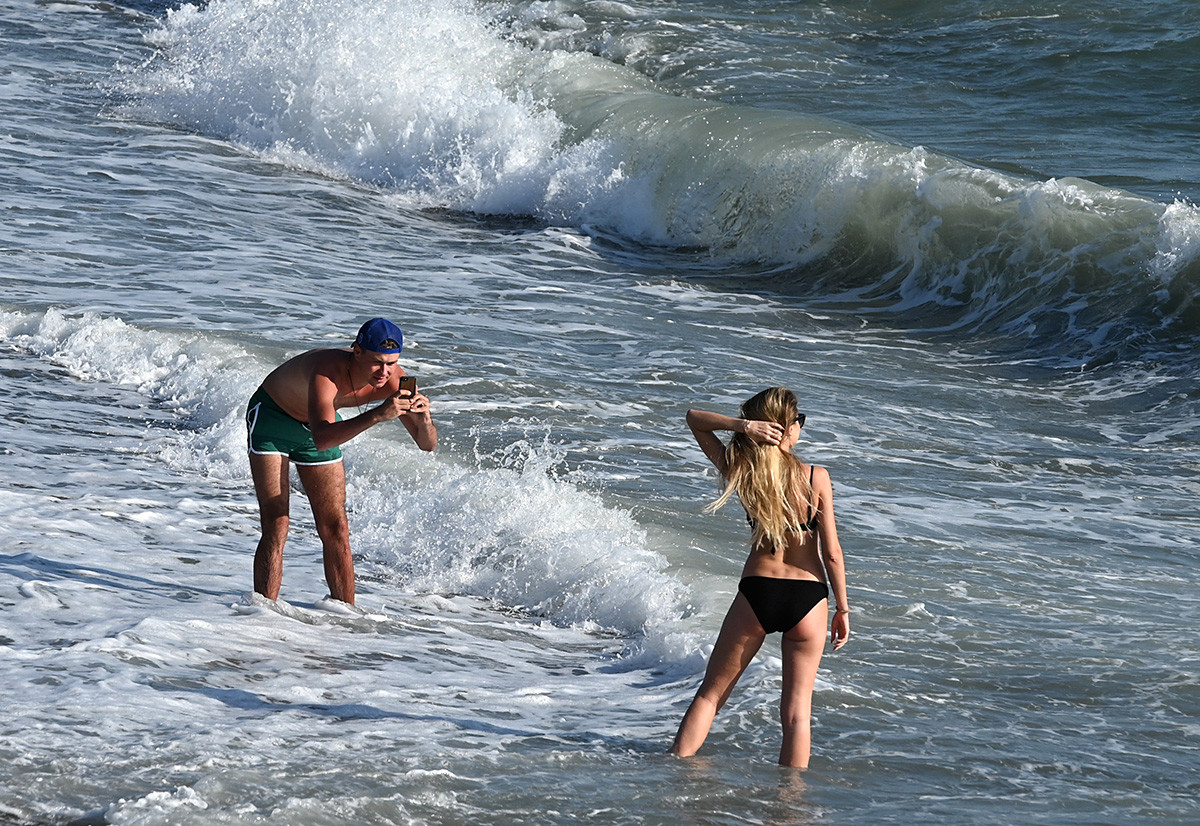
left=2, top=0, right=1199, bottom=823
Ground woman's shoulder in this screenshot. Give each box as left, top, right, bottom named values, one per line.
left=805, top=462, right=833, bottom=488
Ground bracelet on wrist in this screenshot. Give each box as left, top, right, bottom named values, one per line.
left=835, top=607, right=850, bottom=614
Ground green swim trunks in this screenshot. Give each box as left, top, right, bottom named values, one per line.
left=246, top=386, right=343, bottom=466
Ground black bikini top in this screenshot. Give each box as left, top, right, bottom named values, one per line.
left=745, top=465, right=819, bottom=539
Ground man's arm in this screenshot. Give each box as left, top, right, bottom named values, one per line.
left=307, top=368, right=403, bottom=451
left=307, top=366, right=435, bottom=453
left=398, top=391, right=437, bottom=452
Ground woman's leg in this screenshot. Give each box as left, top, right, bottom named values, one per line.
left=670, top=593, right=766, bottom=757
left=778, top=601, right=828, bottom=768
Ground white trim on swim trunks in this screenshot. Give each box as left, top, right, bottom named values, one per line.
left=245, top=394, right=344, bottom=466
left=246, top=444, right=344, bottom=466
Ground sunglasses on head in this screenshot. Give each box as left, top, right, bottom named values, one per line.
left=795, top=413, right=806, bottom=428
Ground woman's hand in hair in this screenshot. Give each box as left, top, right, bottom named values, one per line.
left=743, top=419, right=783, bottom=445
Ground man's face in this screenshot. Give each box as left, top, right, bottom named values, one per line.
left=355, top=347, right=400, bottom=387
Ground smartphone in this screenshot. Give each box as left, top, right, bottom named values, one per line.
left=398, top=375, right=416, bottom=396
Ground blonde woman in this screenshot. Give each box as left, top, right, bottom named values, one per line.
left=669, top=387, right=850, bottom=768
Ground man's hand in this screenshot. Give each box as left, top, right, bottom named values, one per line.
left=376, top=387, right=418, bottom=421
left=400, top=390, right=437, bottom=452
left=377, top=388, right=432, bottom=422
left=404, top=391, right=432, bottom=419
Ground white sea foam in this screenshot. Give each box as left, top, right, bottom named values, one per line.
left=8, top=0, right=1200, bottom=822
left=0, top=305, right=713, bottom=824
left=1, top=307, right=693, bottom=649
left=1153, top=198, right=1200, bottom=280
left=128, top=0, right=622, bottom=219
left=118, top=0, right=1200, bottom=366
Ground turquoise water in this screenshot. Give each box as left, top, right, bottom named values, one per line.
left=2, top=0, right=1198, bottom=823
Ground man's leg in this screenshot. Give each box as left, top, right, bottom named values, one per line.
left=250, top=452, right=290, bottom=600
left=296, top=461, right=355, bottom=605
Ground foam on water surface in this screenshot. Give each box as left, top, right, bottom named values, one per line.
left=4, top=0, right=1200, bottom=821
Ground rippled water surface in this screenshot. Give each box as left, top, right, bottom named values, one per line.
left=2, top=0, right=1198, bottom=823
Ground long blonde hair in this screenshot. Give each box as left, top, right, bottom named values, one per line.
left=707, top=387, right=815, bottom=553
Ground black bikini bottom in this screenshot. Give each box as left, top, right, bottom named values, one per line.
left=738, top=576, right=829, bottom=634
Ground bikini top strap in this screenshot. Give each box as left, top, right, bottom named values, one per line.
left=807, top=464, right=818, bottom=528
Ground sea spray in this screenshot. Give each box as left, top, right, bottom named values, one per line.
left=348, top=427, right=695, bottom=652
left=1, top=308, right=697, bottom=660
left=127, top=0, right=621, bottom=215
left=124, top=0, right=1200, bottom=363
left=3, top=308, right=258, bottom=479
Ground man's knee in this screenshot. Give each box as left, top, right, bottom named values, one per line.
left=314, top=512, right=350, bottom=547
left=258, top=502, right=290, bottom=534
left=256, top=487, right=290, bottom=517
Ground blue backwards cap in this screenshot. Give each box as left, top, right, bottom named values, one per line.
left=354, top=318, right=404, bottom=354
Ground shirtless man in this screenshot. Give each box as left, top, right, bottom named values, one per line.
left=245, top=318, right=437, bottom=606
